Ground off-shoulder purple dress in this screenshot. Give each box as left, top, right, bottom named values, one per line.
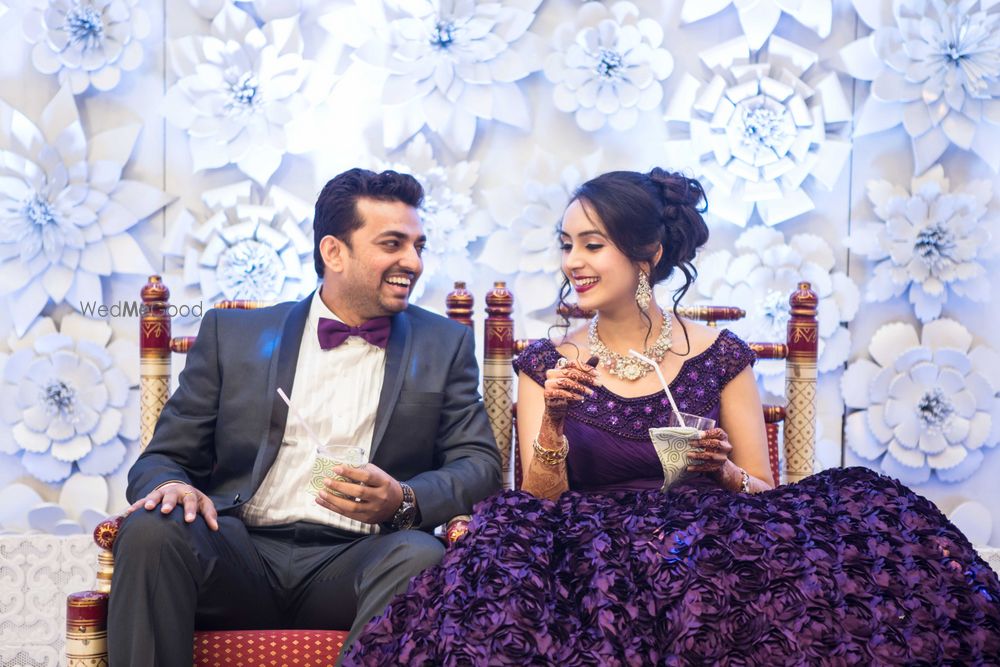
left=346, top=332, right=1000, bottom=665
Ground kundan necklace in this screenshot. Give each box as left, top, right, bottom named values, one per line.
left=588, top=308, right=672, bottom=381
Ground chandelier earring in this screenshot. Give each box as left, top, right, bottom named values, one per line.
left=635, top=270, right=652, bottom=311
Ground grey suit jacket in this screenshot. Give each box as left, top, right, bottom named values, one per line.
left=127, top=294, right=502, bottom=530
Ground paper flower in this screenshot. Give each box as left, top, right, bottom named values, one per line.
left=479, top=148, right=603, bottom=323
left=0, top=86, right=172, bottom=337
left=695, top=227, right=860, bottom=395
left=543, top=1, right=674, bottom=132
left=0, top=473, right=108, bottom=535
left=847, top=165, right=996, bottom=322
left=664, top=36, right=852, bottom=227
left=188, top=0, right=300, bottom=21
left=680, top=0, right=832, bottom=51
left=376, top=135, right=492, bottom=302
left=947, top=500, right=993, bottom=546
left=164, top=3, right=331, bottom=185
left=163, top=181, right=316, bottom=306
left=323, top=0, right=545, bottom=154
left=842, top=319, right=1000, bottom=485
left=0, top=315, right=140, bottom=485
left=23, top=0, right=151, bottom=94
left=840, top=0, right=1000, bottom=173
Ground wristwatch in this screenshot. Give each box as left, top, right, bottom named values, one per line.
left=389, top=483, right=417, bottom=531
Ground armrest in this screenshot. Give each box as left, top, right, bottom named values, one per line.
left=66, top=516, right=122, bottom=666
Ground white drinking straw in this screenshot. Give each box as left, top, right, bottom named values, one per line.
left=276, top=387, right=325, bottom=449
left=628, top=349, right=686, bottom=427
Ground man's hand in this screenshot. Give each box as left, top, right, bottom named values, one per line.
left=125, top=482, right=219, bottom=531
left=315, top=463, right=403, bottom=525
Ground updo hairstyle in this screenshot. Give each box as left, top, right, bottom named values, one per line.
left=567, top=167, right=709, bottom=304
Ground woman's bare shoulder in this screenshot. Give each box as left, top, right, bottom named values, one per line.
left=672, top=318, right=722, bottom=357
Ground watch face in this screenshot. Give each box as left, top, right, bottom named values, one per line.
left=394, top=502, right=416, bottom=529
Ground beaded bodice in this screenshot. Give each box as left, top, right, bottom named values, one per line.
left=513, top=330, right=755, bottom=491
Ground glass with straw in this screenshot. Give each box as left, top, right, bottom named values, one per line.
left=628, top=351, right=715, bottom=491
left=276, top=388, right=365, bottom=499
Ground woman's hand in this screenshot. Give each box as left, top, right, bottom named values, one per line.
left=686, top=427, right=733, bottom=476
left=542, top=359, right=599, bottom=422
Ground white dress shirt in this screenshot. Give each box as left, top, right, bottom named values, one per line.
left=241, top=289, right=386, bottom=534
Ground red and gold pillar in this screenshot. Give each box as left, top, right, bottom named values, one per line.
left=484, top=282, right=514, bottom=490
left=783, top=282, right=818, bottom=484
left=140, top=276, right=171, bottom=450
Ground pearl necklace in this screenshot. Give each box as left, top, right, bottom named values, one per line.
left=588, top=309, right=672, bottom=381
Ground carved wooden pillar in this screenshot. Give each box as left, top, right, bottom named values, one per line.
left=484, top=282, right=514, bottom=490
left=445, top=281, right=474, bottom=328
left=65, top=517, right=121, bottom=666
left=140, top=275, right=171, bottom=450
left=783, top=281, right=818, bottom=484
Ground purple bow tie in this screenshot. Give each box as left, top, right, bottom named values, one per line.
left=317, top=317, right=391, bottom=350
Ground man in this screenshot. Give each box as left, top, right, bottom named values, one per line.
left=108, top=168, right=501, bottom=665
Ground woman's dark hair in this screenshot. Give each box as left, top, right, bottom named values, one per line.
left=556, top=168, right=710, bottom=353
left=313, top=168, right=424, bottom=278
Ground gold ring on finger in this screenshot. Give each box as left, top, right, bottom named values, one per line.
left=181, top=491, right=194, bottom=500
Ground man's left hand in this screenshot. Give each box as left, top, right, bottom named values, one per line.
left=315, top=463, right=403, bottom=525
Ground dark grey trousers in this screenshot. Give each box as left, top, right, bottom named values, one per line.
left=107, top=509, right=443, bottom=667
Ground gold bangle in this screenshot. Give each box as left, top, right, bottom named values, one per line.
left=532, top=436, right=569, bottom=465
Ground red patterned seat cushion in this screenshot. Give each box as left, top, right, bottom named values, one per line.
left=193, top=629, right=348, bottom=666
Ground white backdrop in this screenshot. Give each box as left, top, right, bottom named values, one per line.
left=1, top=0, right=998, bottom=547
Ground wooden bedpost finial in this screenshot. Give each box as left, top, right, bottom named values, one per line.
left=141, top=274, right=169, bottom=304
left=446, top=281, right=474, bottom=327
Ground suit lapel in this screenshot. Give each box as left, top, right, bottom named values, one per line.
left=370, top=310, right=411, bottom=460
left=250, top=294, right=312, bottom=491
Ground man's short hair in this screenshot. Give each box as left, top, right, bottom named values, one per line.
left=313, top=168, right=425, bottom=277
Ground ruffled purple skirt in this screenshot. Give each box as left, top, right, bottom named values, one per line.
left=345, top=467, right=1000, bottom=666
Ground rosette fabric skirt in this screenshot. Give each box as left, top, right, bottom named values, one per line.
left=345, top=467, right=1000, bottom=666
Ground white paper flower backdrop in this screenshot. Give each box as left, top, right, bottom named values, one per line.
left=164, top=3, right=330, bottom=185
left=0, top=86, right=171, bottom=337
left=664, top=36, right=852, bottom=227
left=163, top=181, right=316, bottom=308
left=0, top=315, right=139, bottom=485
left=376, top=135, right=491, bottom=302
left=680, top=0, right=832, bottom=52
left=841, top=0, right=1000, bottom=173
left=842, top=319, right=1000, bottom=485
left=695, top=227, right=860, bottom=395
left=543, top=1, right=674, bottom=132
left=0, top=472, right=108, bottom=534
left=189, top=0, right=300, bottom=21
left=322, top=0, right=545, bottom=154
left=847, top=165, right=996, bottom=322
left=479, top=148, right=603, bottom=321
left=23, top=0, right=151, bottom=94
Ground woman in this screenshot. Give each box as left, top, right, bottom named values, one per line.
left=345, top=170, right=1000, bottom=665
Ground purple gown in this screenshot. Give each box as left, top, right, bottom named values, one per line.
left=345, top=333, right=1000, bottom=666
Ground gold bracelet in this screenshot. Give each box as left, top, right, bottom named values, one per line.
left=532, top=435, right=569, bottom=465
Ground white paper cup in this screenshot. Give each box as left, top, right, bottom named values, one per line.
left=649, top=426, right=703, bottom=491
left=307, top=445, right=365, bottom=498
